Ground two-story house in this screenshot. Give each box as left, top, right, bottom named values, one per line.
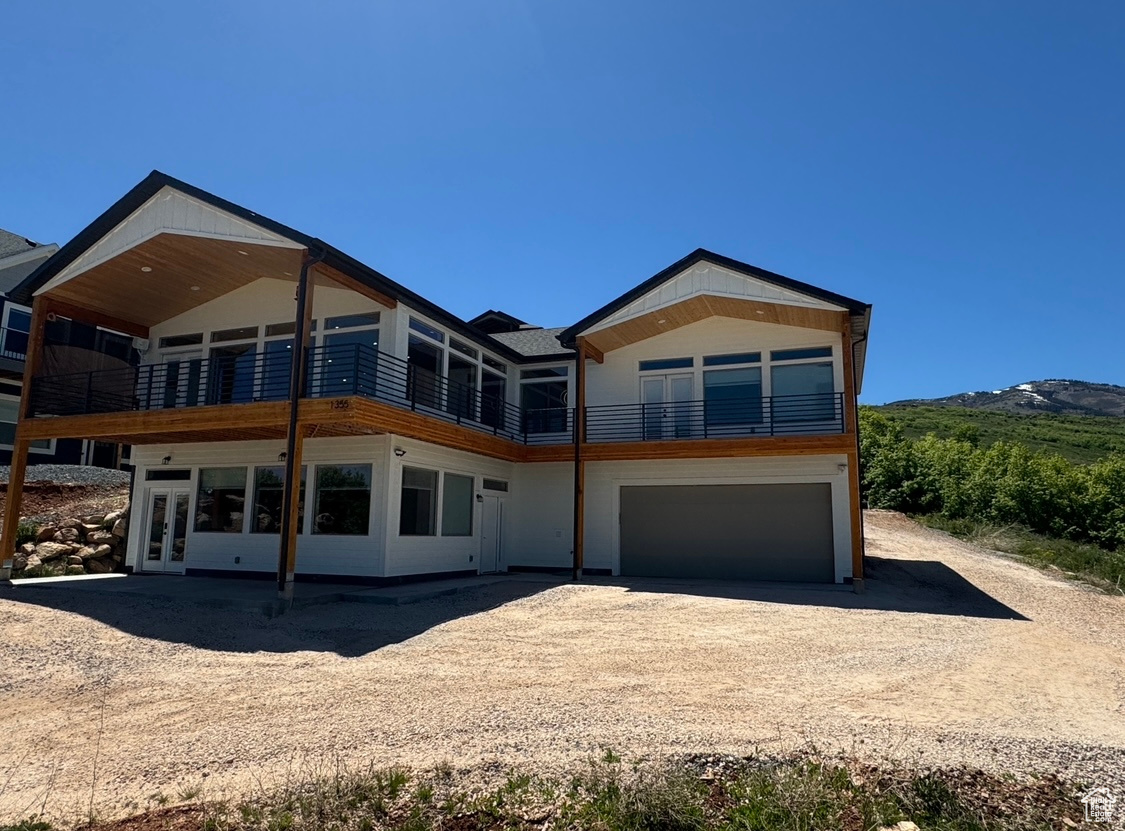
left=0, top=172, right=872, bottom=593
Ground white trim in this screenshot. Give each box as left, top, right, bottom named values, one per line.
left=0, top=243, right=58, bottom=271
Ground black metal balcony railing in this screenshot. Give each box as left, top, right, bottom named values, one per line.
left=584, top=393, right=845, bottom=443
left=0, top=327, right=29, bottom=361
left=29, top=343, right=575, bottom=446
left=27, top=344, right=845, bottom=445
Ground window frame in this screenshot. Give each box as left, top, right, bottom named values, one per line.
left=311, top=463, right=373, bottom=536
left=193, top=466, right=249, bottom=534
left=0, top=394, right=54, bottom=453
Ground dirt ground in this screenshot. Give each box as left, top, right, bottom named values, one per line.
left=1, top=510, right=1123, bottom=825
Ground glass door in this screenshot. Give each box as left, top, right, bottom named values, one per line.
left=143, top=488, right=190, bottom=573
left=161, top=350, right=203, bottom=409
left=641, top=374, right=694, bottom=439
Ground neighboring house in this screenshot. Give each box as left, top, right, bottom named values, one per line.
left=0, top=172, right=872, bottom=592
left=0, top=229, right=133, bottom=468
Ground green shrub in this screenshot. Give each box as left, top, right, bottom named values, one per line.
left=14, top=520, right=39, bottom=547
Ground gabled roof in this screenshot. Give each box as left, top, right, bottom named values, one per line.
left=12, top=171, right=530, bottom=364
left=468, top=309, right=527, bottom=333
left=557, top=248, right=870, bottom=346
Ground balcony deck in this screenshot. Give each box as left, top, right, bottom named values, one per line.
left=22, top=344, right=853, bottom=462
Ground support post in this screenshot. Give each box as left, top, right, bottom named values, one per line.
left=1, top=298, right=49, bottom=579
left=571, top=337, right=587, bottom=581
left=277, top=251, right=319, bottom=599
left=840, top=316, right=865, bottom=592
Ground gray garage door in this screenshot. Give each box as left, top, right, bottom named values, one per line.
left=620, top=483, right=834, bottom=582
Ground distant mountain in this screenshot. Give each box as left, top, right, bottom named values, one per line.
left=891, top=380, right=1125, bottom=418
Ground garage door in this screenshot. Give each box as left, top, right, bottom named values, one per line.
left=620, top=483, right=834, bottom=582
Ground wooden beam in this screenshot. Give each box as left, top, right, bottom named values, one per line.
left=572, top=337, right=588, bottom=580
left=42, top=296, right=150, bottom=339
left=1, top=299, right=49, bottom=577
left=316, top=263, right=398, bottom=310
left=840, top=317, right=865, bottom=588
left=278, top=252, right=316, bottom=599
left=19, top=401, right=291, bottom=441
left=582, top=339, right=604, bottom=364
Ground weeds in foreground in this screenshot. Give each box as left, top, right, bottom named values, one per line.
left=0, top=752, right=1077, bottom=831
left=920, top=514, right=1125, bottom=594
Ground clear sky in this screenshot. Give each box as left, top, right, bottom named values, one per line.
left=3, top=1, right=1122, bottom=403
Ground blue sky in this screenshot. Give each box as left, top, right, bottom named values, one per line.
left=3, top=1, right=1122, bottom=403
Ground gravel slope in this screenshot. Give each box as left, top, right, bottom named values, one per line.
left=1, top=510, right=1123, bottom=825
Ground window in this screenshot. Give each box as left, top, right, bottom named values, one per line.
left=482, top=478, right=509, bottom=492
left=446, top=351, right=477, bottom=419
left=265, top=322, right=296, bottom=337
left=483, top=356, right=507, bottom=373
left=261, top=338, right=294, bottom=400
left=145, top=469, right=191, bottom=481
left=409, top=318, right=444, bottom=342
left=441, top=473, right=474, bottom=536
left=252, top=466, right=306, bottom=533
left=325, top=312, right=380, bottom=330
left=400, top=467, right=438, bottom=535
left=0, top=398, right=51, bottom=450
left=520, top=367, right=567, bottom=379
left=194, top=467, right=247, bottom=532
left=407, top=335, right=443, bottom=409
left=771, top=361, right=835, bottom=422
left=1, top=305, right=30, bottom=358
left=480, top=370, right=507, bottom=430
left=159, top=333, right=203, bottom=348
left=638, top=357, right=694, bottom=371
left=771, top=347, right=832, bottom=362
left=207, top=342, right=257, bottom=404
left=321, top=327, right=380, bottom=397
left=211, top=326, right=260, bottom=343
left=312, top=464, right=371, bottom=535
left=704, top=367, right=763, bottom=426
left=521, top=378, right=568, bottom=434
left=450, top=338, right=478, bottom=360
left=703, top=352, right=761, bottom=367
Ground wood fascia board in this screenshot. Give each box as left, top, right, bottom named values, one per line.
left=19, top=401, right=291, bottom=440
left=316, top=263, right=398, bottom=309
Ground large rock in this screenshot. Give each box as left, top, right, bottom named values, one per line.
left=35, top=526, right=59, bottom=543
left=93, top=544, right=113, bottom=558
left=12, top=550, right=29, bottom=570
left=82, top=523, right=103, bottom=536
left=83, top=514, right=106, bottom=526
left=103, top=510, right=126, bottom=527
left=86, top=530, right=116, bottom=546
left=67, top=555, right=84, bottom=566
left=24, top=554, right=42, bottom=570
left=53, top=528, right=81, bottom=544
left=19, top=542, right=36, bottom=557
left=111, top=519, right=127, bottom=539
left=64, top=565, right=85, bottom=576
left=58, top=518, right=85, bottom=530
left=75, top=546, right=98, bottom=560
left=34, top=542, right=71, bottom=562
left=86, top=557, right=114, bottom=575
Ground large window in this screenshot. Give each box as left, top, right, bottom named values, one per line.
left=400, top=466, right=438, bottom=535
left=520, top=367, right=568, bottom=434
left=446, top=339, right=478, bottom=419
left=407, top=334, right=443, bottom=409
left=703, top=366, right=763, bottom=427
left=312, top=464, right=371, bottom=535
left=194, top=467, right=248, bottom=532
left=251, top=466, right=306, bottom=534
left=319, top=313, right=380, bottom=397
left=770, top=350, right=835, bottom=423
left=441, top=473, right=474, bottom=536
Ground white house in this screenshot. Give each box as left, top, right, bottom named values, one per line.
left=0, top=172, right=872, bottom=593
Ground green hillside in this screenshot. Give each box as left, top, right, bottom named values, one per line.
left=869, top=404, right=1125, bottom=464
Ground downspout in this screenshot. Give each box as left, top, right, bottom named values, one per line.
left=276, top=249, right=325, bottom=596
left=851, top=328, right=869, bottom=579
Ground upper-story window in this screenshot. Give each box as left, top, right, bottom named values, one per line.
left=703, top=352, right=762, bottom=427
left=769, top=346, right=836, bottom=423
left=316, top=313, right=380, bottom=397
left=520, top=366, right=568, bottom=434
left=1, top=304, right=31, bottom=359
left=406, top=317, right=509, bottom=426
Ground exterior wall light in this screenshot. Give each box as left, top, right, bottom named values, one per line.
left=394, top=448, right=406, bottom=457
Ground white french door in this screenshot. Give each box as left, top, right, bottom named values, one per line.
left=641, top=373, right=694, bottom=440
left=142, top=487, right=191, bottom=573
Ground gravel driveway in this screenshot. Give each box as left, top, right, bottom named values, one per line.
left=1, top=510, right=1123, bottom=824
